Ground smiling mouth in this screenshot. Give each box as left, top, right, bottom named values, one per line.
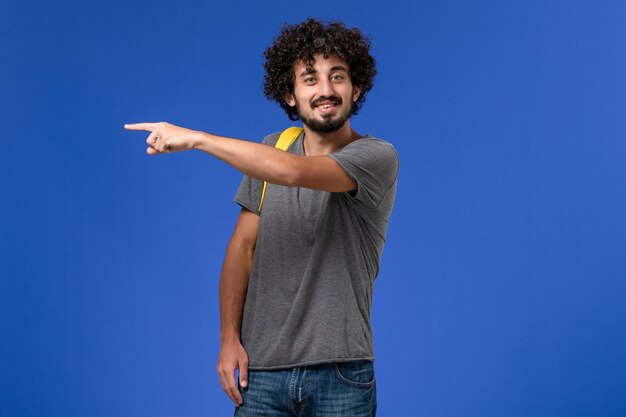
left=314, top=102, right=340, bottom=115
left=312, top=97, right=342, bottom=109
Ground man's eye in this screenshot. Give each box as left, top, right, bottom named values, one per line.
left=304, top=77, right=316, bottom=83
left=331, top=74, right=344, bottom=81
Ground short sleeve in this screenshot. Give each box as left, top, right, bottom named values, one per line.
left=233, top=132, right=282, bottom=215
left=327, top=136, right=399, bottom=208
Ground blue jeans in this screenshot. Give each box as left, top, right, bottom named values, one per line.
left=234, top=360, right=376, bottom=417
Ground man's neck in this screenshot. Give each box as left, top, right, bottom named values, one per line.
left=302, top=122, right=361, bottom=156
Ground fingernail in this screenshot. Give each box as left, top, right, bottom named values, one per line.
left=241, top=381, right=247, bottom=388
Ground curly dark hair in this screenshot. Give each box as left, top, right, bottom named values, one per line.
left=263, top=18, right=377, bottom=121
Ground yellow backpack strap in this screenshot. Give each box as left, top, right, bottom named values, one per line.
left=258, top=127, right=304, bottom=212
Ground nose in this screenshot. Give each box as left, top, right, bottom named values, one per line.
left=317, top=78, right=334, bottom=97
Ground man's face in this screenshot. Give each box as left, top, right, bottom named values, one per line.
left=285, top=54, right=361, bottom=133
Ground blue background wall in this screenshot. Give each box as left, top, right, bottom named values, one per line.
left=2, top=0, right=625, bottom=416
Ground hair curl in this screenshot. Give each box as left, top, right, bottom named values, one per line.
left=263, top=18, right=377, bottom=121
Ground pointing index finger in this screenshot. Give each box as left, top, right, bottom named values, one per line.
left=124, top=122, right=157, bottom=131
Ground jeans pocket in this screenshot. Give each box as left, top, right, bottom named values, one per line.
left=333, top=360, right=375, bottom=388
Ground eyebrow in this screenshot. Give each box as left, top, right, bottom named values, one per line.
left=299, top=68, right=316, bottom=77
left=298, top=65, right=349, bottom=77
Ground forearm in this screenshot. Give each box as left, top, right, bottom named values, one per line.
left=219, top=238, right=254, bottom=342
left=193, top=131, right=301, bottom=186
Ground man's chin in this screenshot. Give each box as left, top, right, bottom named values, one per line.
left=306, top=120, right=345, bottom=133
left=301, top=114, right=349, bottom=133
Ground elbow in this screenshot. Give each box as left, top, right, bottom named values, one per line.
left=228, top=234, right=256, bottom=259
left=280, top=156, right=305, bottom=187
left=228, top=239, right=255, bottom=262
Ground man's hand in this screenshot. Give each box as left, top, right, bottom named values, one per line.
left=124, top=122, right=201, bottom=155
left=217, top=338, right=249, bottom=407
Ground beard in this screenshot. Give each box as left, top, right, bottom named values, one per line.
left=295, top=95, right=351, bottom=133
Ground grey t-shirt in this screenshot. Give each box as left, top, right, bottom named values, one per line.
left=234, top=130, right=398, bottom=370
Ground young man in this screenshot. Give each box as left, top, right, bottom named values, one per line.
left=126, top=18, right=398, bottom=417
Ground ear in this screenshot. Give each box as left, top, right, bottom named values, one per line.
left=352, top=86, right=361, bottom=102
left=284, top=92, right=296, bottom=107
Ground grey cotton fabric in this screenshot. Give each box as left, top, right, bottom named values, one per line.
left=234, top=130, right=399, bottom=370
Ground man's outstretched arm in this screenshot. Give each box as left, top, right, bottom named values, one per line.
left=217, top=207, right=259, bottom=407
left=124, top=122, right=357, bottom=193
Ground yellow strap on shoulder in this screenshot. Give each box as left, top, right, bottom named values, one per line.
left=258, top=126, right=303, bottom=212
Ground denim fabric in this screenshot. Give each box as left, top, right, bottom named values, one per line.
left=234, top=360, right=376, bottom=417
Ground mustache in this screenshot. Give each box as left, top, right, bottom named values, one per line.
left=311, top=96, right=342, bottom=107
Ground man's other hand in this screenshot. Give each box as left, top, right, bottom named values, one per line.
left=124, top=122, right=201, bottom=155
left=217, top=339, right=249, bottom=406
